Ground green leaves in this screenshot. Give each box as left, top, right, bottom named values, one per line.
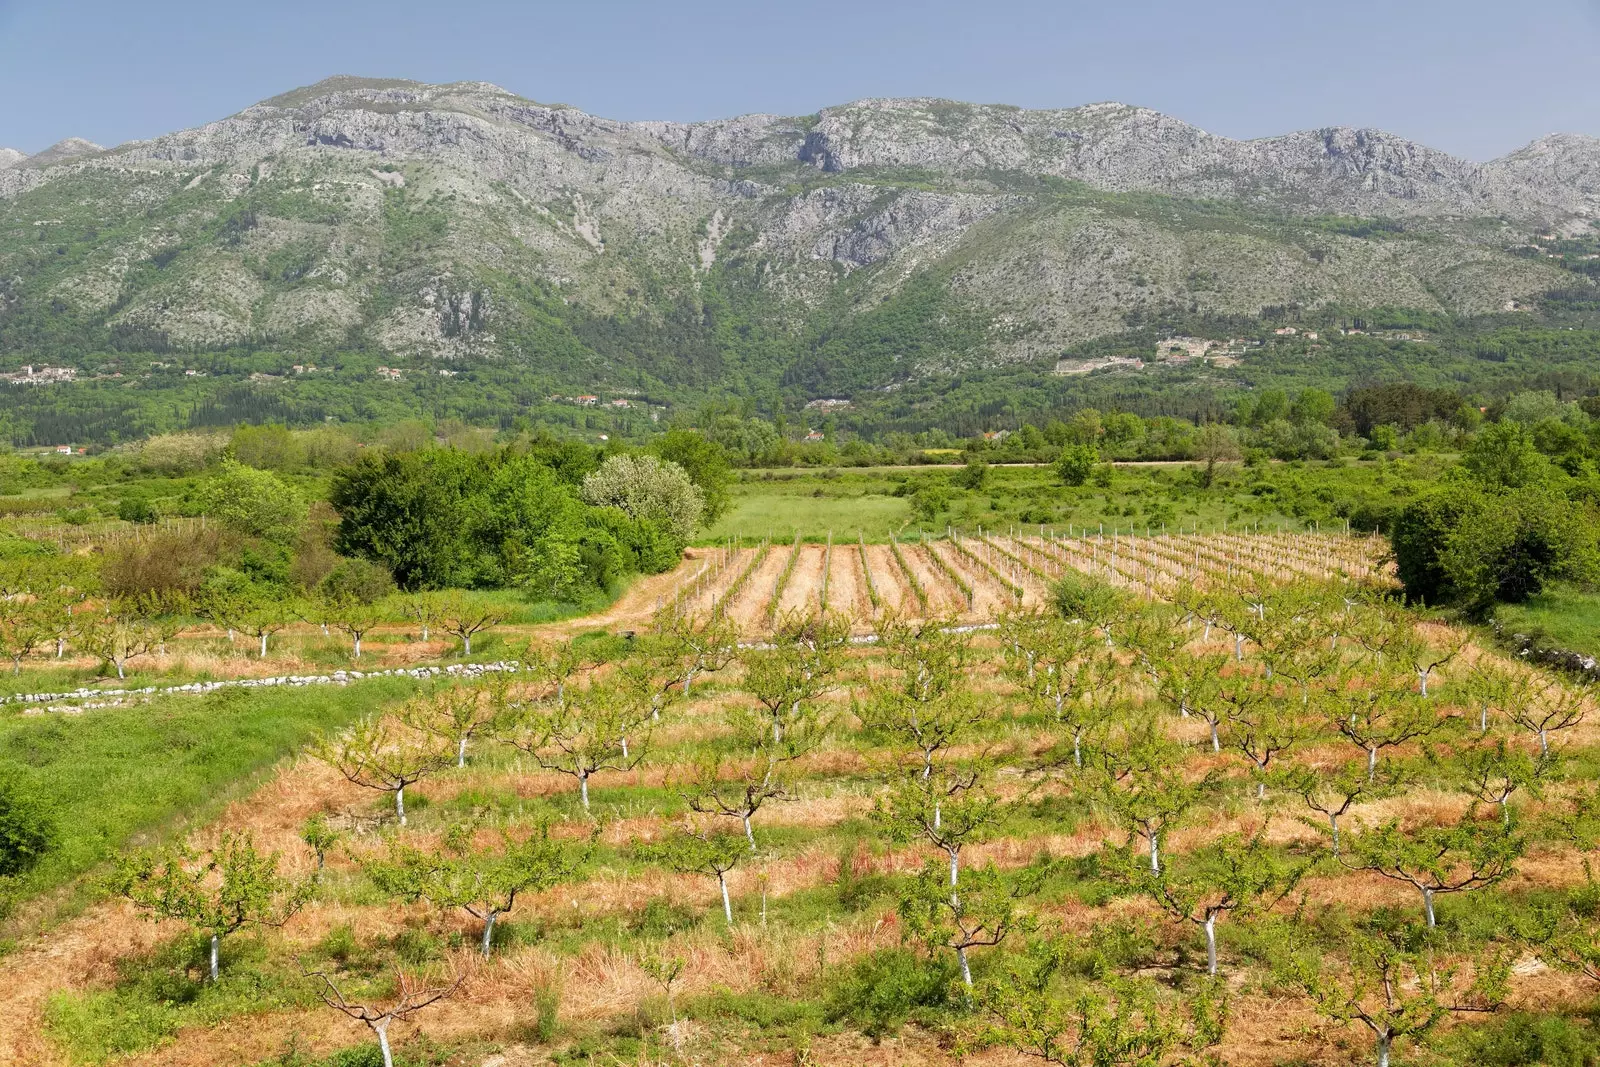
left=364, top=819, right=584, bottom=937
left=974, top=938, right=1224, bottom=1066
left=195, top=460, right=307, bottom=544
left=110, top=831, right=306, bottom=963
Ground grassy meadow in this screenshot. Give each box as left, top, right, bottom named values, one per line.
left=698, top=455, right=1448, bottom=544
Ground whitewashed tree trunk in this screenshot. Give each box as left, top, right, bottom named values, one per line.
left=481, top=911, right=497, bottom=957
left=375, top=1019, right=394, bottom=1067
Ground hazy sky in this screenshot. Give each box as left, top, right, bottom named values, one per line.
left=2, top=0, right=1597, bottom=159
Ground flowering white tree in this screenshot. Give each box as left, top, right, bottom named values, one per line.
left=580, top=454, right=705, bottom=543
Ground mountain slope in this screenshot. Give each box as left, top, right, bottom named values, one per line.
left=0, top=78, right=1592, bottom=396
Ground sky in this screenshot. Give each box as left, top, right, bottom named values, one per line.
left=1, top=0, right=1597, bottom=159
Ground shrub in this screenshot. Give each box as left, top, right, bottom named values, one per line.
left=822, top=947, right=955, bottom=1042
left=0, top=773, right=56, bottom=877
left=1050, top=569, right=1127, bottom=625
left=580, top=454, right=704, bottom=544
left=196, top=460, right=307, bottom=543
left=1055, top=444, right=1098, bottom=487
left=100, top=526, right=229, bottom=598
left=138, top=433, right=226, bottom=475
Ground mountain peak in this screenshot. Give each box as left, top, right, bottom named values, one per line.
left=0, top=148, right=24, bottom=171
left=257, top=75, right=520, bottom=112
left=259, top=75, right=428, bottom=110
left=26, top=138, right=103, bottom=166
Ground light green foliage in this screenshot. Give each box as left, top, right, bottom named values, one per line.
left=651, top=428, right=732, bottom=521
left=1088, top=715, right=1214, bottom=874
left=299, top=813, right=343, bottom=872
left=898, top=856, right=1042, bottom=988
left=1275, top=915, right=1510, bottom=1067
left=636, top=822, right=749, bottom=925
left=196, top=460, right=307, bottom=543
left=1339, top=817, right=1523, bottom=927
left=110, top=831, right=307, bottom=981
left=1055, top=444, right=1098, bottom=488
left=0, top=770, right=56, bottom=879
left=500, top=675, right=654, bottom=811
left=580, top=453, right=705, bottom=544
left=1132, top=830, right=1308, bottom=976
left=976, top=938, right=1225, bottom=1065
left=312, top=714, right=453, bottom=826
left=434, top=591, right=503, bottom=657
left=365, top=819, right=584, bottom=955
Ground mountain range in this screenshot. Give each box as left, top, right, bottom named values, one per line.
left=0, top=76, right=1595, bottom=398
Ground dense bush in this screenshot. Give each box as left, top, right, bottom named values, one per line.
left=331, top=447, right=695, bottom=594
left=0, top=773, right=56, bottom=877
left=1393, top=482, right=1598, bottom=612
left=822, top=947, right=956, bottom=1042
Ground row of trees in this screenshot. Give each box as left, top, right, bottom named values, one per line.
left=103, top=578, right=1600, bottom=1065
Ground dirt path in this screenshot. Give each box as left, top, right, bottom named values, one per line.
left=778, top=545, right=826, bottom=617
left=899, top=543, right=966, bottom=617
left=535, top=550, right=715, bottom=638
left=821, top=541, right=868, bottom=628
left=725, top=545, right=787, bottom=634
left=929, top=540, right=1014, bottom=619
left=861, top=544, right=906, bottom=619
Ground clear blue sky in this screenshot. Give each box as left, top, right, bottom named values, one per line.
left=1, top=0, right=1597, bottom=159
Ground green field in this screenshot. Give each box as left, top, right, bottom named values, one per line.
left=1494, top=584, right=1600, bottom=660
left=698, top=456, right=1444, bottom=544
left=0, top=676, right=415, bottom=936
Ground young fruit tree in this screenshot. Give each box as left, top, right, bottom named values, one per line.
left=683, top=709, right=817, bottom=851
left=657, top=608, right=738, bottom=698
left=899, top=856, right=1042, bottom=990
left=1131, top=828, right=1307, bottom=976
left=327, top=593, right=390, bottom=660
left=740, top=613, right=846, bottom=745
left=306, top=964, right=464, bottom=1067
left=860, top=618, right=984, bottom=781
left=501, top=677, right=653, bottom=812
left=313, top=714, right=454, bottom=826
left=1088, top=715, right=1213, bottom=875
left=639, top=820, right=749, bottom=926
left=74, top=605, right=176, bottom=680
left=365, top=819, right=585, bottom=956
left=1333, top=667, right=1444, bottom=782
left=1338, top=816, right=1523, bottom=927
left=1220, top=677, right=1314, bottom=800
left=403, top=680, right=504, bottom=768
left=1274, top=915, right=1509, bottom=1067
left=111, top=831, right=308, bottom=982
left=401, top=592, right=443, bottom=642
left=437, top=591, right=504, bottom=657
left=873, top=756, right=1001, bottom=896
left=300, top=813, right=344, bottom=874
left=0, top=596, right=51, bottom=675
left=1450, top=732, right=1553, bottom=827
left=1504, top=679, right=1587, bottom=758
left=1277, top=758, right=1402, bottom=855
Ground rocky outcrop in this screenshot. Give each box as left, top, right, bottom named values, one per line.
left=0, top=149, right=23, bottom=171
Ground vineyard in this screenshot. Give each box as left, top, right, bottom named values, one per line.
left=664, top=530, right=1392, bottom=633
left=7, top=531, right=1600, bottom=1067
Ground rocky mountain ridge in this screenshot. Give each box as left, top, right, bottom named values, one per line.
left=0, top=77, right=1592, bottom=394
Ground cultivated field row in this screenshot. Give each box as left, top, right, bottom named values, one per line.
left=661, top=532, right=1393, bottom=635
